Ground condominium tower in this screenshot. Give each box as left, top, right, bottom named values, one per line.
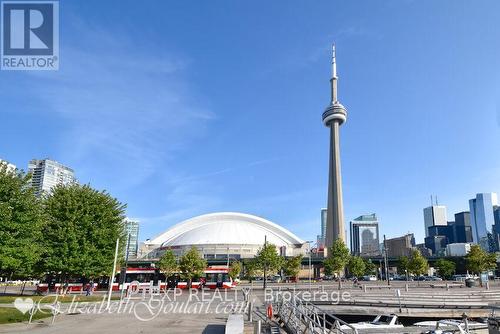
left=28, top=159, right=76, bottom=197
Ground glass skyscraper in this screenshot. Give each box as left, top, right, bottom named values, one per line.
left=423, top=205, right=447, bottom=237
left=453, top=211, right=473, bottom=243
left=317, top=208, right=327, bottom=249
left=350, top=214, right=380, bottom=256
left=124, top=218, right=140, bottom=258
left=469, top=193, right=498, bottom=251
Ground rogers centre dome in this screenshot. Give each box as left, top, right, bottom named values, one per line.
left=142, top=212, right=306, bottom=259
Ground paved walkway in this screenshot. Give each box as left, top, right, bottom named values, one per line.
left=0, top=311, right=228, bottom=334
left=0, top=290, right=252, bottom=334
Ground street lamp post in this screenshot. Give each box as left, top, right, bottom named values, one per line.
left=120, top=233, right=131, bottom=301
left=106, top=238, right=119, bottom=309
left=383, top=234, right=390, bottom=286
left=307, top=241, right=314, bottom=290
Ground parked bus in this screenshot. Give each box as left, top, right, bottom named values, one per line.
left=111, top=266, right=233, bottom=291
left=37, top=266, right=234, bottom=293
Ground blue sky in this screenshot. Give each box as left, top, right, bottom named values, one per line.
left=1, top=0, right=500, bottom=244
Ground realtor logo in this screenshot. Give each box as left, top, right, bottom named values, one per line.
left=1, top=1, right=59, bottom=70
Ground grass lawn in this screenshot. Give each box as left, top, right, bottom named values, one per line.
left=0, top=307, right=52, bottom=324
left=0, top=294, right=118, bottom=304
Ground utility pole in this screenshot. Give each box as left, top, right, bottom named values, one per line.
left=384, top=234, right=390, bottom=286
left=107, top=238, right=119, bottom=309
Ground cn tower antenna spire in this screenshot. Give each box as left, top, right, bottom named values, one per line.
left=332, top=44, right=337, bottom=78
left=331, top=44, right=338, bottom=103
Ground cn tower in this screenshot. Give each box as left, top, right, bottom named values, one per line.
left=322, top=44, right=347, bottom=250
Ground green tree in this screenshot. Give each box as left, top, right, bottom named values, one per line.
left=179, top=247, right=207, bottom=288
left=0, top=165, right=44, bottom=278
left=254, top=243, right=284, bottom=288
left=397, top=256, right=410, bottom=275
left=408, top=250, right=428, bottom=277
left=228, top=261, right=242, bottom=280
left=363, top=259, right=377, bottom=275
left=466, top=245, right=497, bottom=275
left=282, top=255, right=303, bottom=279
left=434, top=258, right=456, bottom=279
left=42, top=184, right=126, bottom=279
left=347, top=256, right=366, bottom=278
left=243, top=259, right=260, bottom=281
left=158, top=249, right=178, bottom=279
left=323, top=239, right=350, bottom=277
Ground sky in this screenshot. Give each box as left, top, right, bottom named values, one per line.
left=1, top=0, right=500, bottom=245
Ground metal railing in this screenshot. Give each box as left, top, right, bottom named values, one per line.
left=273, top=294, right=358, bottom=334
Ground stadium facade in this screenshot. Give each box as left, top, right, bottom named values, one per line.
left=141, top=212, right=307, bottom=260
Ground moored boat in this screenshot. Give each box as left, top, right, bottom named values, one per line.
left=339, top=314, right=404, bottom=330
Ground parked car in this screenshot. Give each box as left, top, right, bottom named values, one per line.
left=452, top=274, right=466, bottom=282
left=268, top=275, right=282, bottom=283
left=452, top=274, right=477, bottom=282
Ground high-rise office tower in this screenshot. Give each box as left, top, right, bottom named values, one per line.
left=322, top=45, right=347, bottom=250
left=469, top=193, right=498, bottom=251
left=350, top=214, right=380, bottom=256
left=453, top=211, right=473, bottom=243
left=28, top=159, right=76, bottom=197
left=425, top=224, right=453, bottom=255
left=385, top=234, right=416, bottom=258
left=124, top=218, right=140, bottom=258
left=317, top=208, right=327, bottom=248
left=491, top=207, right=500, bottom=251
left=423, top=205, right=447, bottom=237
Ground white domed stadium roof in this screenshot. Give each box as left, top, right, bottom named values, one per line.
left=148, top=212, right=305, bottom=248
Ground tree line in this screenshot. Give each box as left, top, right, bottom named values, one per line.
left=158, top=242, right=305, bottom=288
left=316, top=239, right=498, bottom=281
left=396, top=245, right=497, bottom=279
left=0, top=165, right=126, bottom=281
